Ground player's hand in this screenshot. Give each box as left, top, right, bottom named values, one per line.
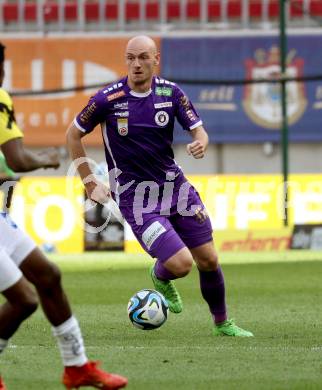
left=186, top=140, right=205, bottom=159
left=85, top=179, right=111, bottom=205
left=39, top=148, right=60, bottom=169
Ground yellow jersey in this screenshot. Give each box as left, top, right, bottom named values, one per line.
left=0, top=88, right=23, bottom=146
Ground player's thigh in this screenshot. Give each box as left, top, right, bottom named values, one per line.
left=1, top=271, right=38, bottom=308
left=120, top=205, right=186, bottom=262
left=171, top=186, right=213, bottom=250
left=19, top=247, right=61, bottom=289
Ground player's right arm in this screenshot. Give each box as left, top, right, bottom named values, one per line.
left=1, top=139, right=59, bottom=172
left=66, top=92, right=110, bottom=204
left=0, top=89, right=59, bottom=172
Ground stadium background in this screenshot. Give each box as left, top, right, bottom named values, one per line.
left=0, top=0, right=322, bottom=254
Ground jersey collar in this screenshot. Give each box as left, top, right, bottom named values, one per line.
left=129, top=89, right=152, bottom=98
left=125, top=76, right=154, bottom=98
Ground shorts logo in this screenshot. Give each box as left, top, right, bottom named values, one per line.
left=142, top=221, right=166, bottom=250
left=154, top=111, right=169, bottom=127
left=117, top=118, right=128, bottom=136
left=107, top=90, right=125, bottom=101
left=194, top=206, right=209, bottom=224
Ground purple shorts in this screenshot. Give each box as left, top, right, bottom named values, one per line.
left=119, top=176, right=213, bottom=262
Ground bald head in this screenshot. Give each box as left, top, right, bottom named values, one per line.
left=126, top=35, right=157, bottom=56
left=125, top=35, right=160, bottom=92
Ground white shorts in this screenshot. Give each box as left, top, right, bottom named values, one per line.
left=0, top=212, right=36, bottom=292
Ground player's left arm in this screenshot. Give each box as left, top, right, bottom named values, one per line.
left=186, top=125, right=209, bottom=159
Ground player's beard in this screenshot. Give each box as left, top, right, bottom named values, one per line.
left=132, top=73, right=152, bottom=88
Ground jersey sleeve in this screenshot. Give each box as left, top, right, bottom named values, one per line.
left=174, top=85, right=203, bottom=131
left=74, top=90, right=107, bottom=134
left=0, top=89, right=23, bottom=146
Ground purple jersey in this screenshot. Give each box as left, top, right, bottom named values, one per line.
left=74, top=76, right=202, bottom=203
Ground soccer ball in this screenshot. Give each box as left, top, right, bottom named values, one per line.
left=127, top=289, right=169, bottom=330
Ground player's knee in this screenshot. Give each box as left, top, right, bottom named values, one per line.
left=35, top=262, right=62, bottom=292
left=197, top=252, right=219, bottom=271
left=175, top=255, right=193, bottom=277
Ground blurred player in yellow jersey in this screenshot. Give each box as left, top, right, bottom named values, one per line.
left=0, top=43, right=127, bottom=390
left=0, top=59, right=59, bottom=171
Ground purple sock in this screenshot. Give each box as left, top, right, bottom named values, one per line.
left=154, top=260, right=178, bottom=281
left=199, top=266, right=227, bottom=325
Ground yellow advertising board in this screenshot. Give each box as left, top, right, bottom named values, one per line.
left=10, top=177, right=84, bottom=253
left=125, top=228, right=292, bottom=253
left=188, top=175, right=285, bottom=230
left=125, top=174, right=322, bottom=253
left=4, top=174, right=322, bottom=253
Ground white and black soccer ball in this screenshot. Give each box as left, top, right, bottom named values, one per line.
left=127, top=289, right=169, bottom=330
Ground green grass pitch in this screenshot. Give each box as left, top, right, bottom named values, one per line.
left=2, top=250, right=322, bottom=390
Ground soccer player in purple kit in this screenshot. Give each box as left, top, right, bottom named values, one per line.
left=67, top=35, right=253, bottom=337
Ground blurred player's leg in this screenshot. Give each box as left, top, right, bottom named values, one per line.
left=0, top=249, right=38, bottom=390
left=0, top=248, right=38, bottom=341
left=20, top=248, right=72, bottom=326
left=0, top=214, right=127, bottom=388
left=20, top=248, right=127, bottom=388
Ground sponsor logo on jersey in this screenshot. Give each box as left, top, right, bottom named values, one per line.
left=180, top=96, right=190, bottom=109
left=107, top=90, right=126, bottom=101
left=142, top=221, right=166, bottom=249
left=80, top=102, right=97, bottom=123
left=117, top=118, right=128, bottom=136
left=180, top=96, right=196, bottom=122
left=114, top=101, right=128, bottom=110
left=155, top=87, right=173, bottom=97
left=115, top=111, right=129, bottom=117
left=154, top=111, right=169, bottom=127
left=154, top=102, right=173, bottom=109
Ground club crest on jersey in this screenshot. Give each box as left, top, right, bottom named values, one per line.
left=117, top=118, right=128, bottom=136
left=154, top=111, right=169, bottom=127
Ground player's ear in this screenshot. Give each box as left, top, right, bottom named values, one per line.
left=154, top=52, right=160, bottom=66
